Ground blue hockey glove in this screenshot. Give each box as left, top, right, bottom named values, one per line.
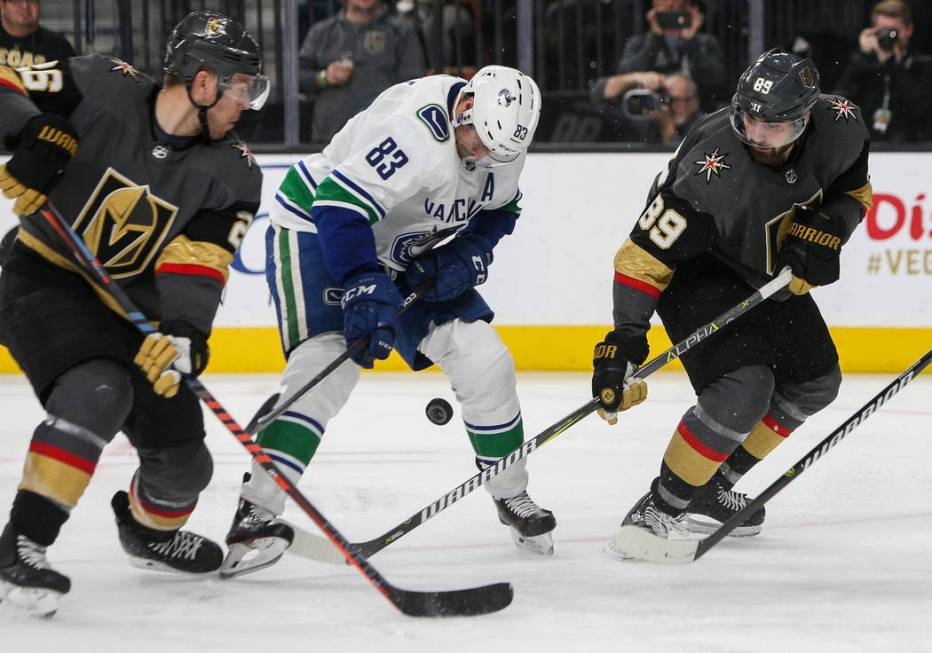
left=405, top=234, right=494, bottom=303
left=341, top=271, right=403, bottom=368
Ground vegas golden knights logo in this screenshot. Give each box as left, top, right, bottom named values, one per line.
left=73, top=168, right=178, bottom=278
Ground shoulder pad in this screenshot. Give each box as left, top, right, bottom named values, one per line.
left=68, top=54, right=154, bottom=101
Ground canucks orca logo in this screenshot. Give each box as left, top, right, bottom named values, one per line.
left=390, top=227, right=462, bottom=265
left=417, top=104, right=449, bottom=142
left=497, top=89, right=515, bottom=107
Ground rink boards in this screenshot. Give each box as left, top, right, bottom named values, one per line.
left=1, top=152, right=929, bottom=374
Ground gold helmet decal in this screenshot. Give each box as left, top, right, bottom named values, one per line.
left=74, top=168, right=178, bottom=278
left=799, top=67, right=815, bottom=88
left=205, top=17, right=227, bottom=37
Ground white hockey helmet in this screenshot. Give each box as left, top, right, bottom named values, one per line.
left=453, top=65, right=541, bottom=165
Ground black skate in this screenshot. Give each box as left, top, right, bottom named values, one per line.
left=685, top=474, right=765, bottom=537
left=111, top=491, right=222, bottom=574
left=607, top=480, right=695, bottom=562
left=0, top=522, right=70, bottom=618
left=220, top=495, right=294, bottom=579
left=493, top=491, right=556, bottom=556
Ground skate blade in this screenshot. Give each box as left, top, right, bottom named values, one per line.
left=608, top=525, right=698, bottom=564
left=220, top=537, right=291, bottom=579
left=510, top=528, right=554, bottom=556
left=0, top=580, right=64, bottom=618
left=683, top=515, right=761, bottom=537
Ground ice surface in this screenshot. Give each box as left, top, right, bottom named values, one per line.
left=1, top=370, right=930, bottom=652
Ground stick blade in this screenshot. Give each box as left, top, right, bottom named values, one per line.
left=607, top=525, right=699, bottom=565
left=390, top=582, right=514, bottom=617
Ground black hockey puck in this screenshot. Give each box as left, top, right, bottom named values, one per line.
left=426, top=397, right=453, bottom=425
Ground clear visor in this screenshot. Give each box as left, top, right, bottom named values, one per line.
left=220, top=73, right=270, bottom=110
left=730, top=110, right=807, bottom=149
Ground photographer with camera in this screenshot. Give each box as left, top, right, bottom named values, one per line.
left=623, top=73, right=704, bottom=146
left=834, top=0, right=932, bottom=142
left=591, top=0, right=725, bottom=117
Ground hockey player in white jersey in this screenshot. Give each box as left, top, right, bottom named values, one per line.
left=221, top=66, right=555, bottom=577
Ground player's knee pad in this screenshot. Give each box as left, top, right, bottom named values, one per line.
left=280, top=332, right=360, bottom=426
left=136, top=440, right=213, bottom=503
left=774, top=363, right=841, bottom=419
left=697, top=365, right=776, bottom=434
left=45, top=358, right=133, bottom=440
left=422, top=320, right=519, bottom=425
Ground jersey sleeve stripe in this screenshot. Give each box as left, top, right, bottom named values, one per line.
left=312, top=199, right=371, bottom=222
left=331, top=169, right=386, bottom=219
left=499, top=189, right=523, bottom=214
left=0, top=67, right=27, bottom=95
left=297, top=160, right=318, bottom=189
left=155, top=262, right=227, bottom=285
left=280, top=168, right=316, bottom=210
left=614, top=272, right=662, bottom=299
left=313, top=177, right=379, bottom=225
left=275, top=192, right=314, bottom=222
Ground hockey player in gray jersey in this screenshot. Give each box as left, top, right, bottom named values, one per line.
left=221, top=66, right=558, bottom=578
left=0, top=11, right=265, bottom=615
left=590, top=50, right=872, bottom=560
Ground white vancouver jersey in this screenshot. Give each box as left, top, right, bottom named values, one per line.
left=271, top=75, right=524, bottom=271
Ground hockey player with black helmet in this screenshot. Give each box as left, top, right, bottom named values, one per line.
left=0, top=10, right=264, bottom=615
left=590, top=49, right=872, bottom=560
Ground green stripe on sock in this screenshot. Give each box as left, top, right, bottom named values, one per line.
left=257, top=419, right=322, bottom=466
left=467, top=418, right=524, bottom=458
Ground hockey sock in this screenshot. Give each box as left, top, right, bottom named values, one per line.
left=470, top=413, right=528, bottom=500
left=720, top=413, right=800, bottom=487
left=9, top=489, right=70, bottom=547
left=241, top=414, right=322, bottom=515
left=127, top=473, right=197, bottom=532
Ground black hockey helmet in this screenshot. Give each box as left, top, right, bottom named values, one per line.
left=164, top=10, right=269, bottom=111
left=730, top=49, right=820, bottom=148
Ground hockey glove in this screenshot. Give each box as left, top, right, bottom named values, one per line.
left=0, top=113, right=78, bottom=216
left=342, top=271, right=403, bottom=368
left=592, top=330, right=649, bottom=425
left=134, top=321, right=209, bottom=398
left=405, top=234, right=494, bottom=303
left=777, top=205, right=846, bottom=295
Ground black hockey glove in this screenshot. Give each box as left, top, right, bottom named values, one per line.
left=134, top=321, right=209, bottom=399
left=405, top=234, right=494, bottom=303
left=0, top=113, right=78, bottom=216
left=592, top=330, right=649, bottom=425
left=777, top=205, right=846, bottom=295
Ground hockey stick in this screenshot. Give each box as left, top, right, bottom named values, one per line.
left=613, top=347, right=932, bottom=565
left=287, top=267, right=795, bottom=565
left=245, top=278, right=433, bottom=434
left=36, top=202, right=512, bottom=617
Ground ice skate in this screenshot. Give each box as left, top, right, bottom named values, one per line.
left=220, top=495, right=294, bottom=579
left=111, top=491, right=222, bottom=575
left=684, top=473, right=765, bottom=537
left=0, top=523, right=70, bottom=618
left=606, top=481, right=698, bottom=563
left=493, top=491, right=556, bottom=556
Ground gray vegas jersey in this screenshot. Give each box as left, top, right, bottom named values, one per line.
left=619, top=94, right=872, bottom=293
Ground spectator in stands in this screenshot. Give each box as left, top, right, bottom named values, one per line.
left=300, top=0, right=426, bottom=143
left=644, top=73, right=704, bottom=146
left=0, top=0, right=76, bottom=68
left=834, top=0, right=932, bottom=143
left=591, top=0, right=726, bottom=113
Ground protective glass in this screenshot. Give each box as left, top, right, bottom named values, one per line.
left=220, top=73, right=270, bottom=110
left=730, top=110, right=807, bottom=149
